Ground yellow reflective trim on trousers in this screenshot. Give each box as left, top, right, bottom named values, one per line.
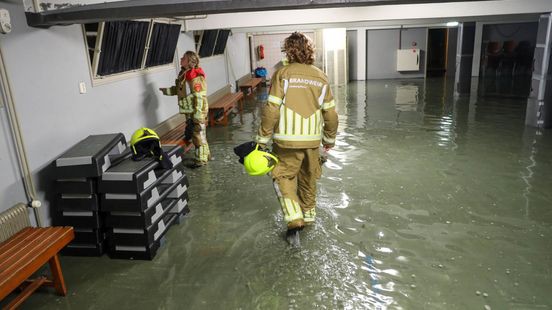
left=279, top=198, right=289, bottom=217
left=255, top=135, right=270, bottom=144
left=197, top=144, right=210, bottom=163
left=304, top=208, right=316, bottom=218
left=268, top=95, right=283, bottom=105
left=281, top=198, right=302, bottom=222
left=304, top=208, right=316, bottom=222
left=291, top=200, right=303, bottom=221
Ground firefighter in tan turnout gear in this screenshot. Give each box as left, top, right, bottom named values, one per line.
left=255, top=32, right=338, bottom=232
left=160, top=51, right=210, bottom=168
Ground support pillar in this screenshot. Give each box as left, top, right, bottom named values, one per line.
left=526, top=13, right=552, bottom=128
left=454, top=22, right=476, bottom=96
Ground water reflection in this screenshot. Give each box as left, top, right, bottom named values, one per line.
left=395, top=84, right=419, bottom=113
left=21, top=78, right=552, bottom=310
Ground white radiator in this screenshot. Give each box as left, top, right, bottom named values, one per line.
left=0, top=203, right=31, bottom=243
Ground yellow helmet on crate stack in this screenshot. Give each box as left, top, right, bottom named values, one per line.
left=244, top=145, right=279, bottom=176
left=130, top=127, right=160, bottom=159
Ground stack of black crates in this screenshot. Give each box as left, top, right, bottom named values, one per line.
left=53, top=133, right=189, bottom=260
left=54, top=133, right=127, bottom=256
left=99, top=145, right=189, bottom=260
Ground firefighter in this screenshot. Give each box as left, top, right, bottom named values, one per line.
left=255, top=32, right=338, bottom=231
left=160, top=51, right=210, bottom=168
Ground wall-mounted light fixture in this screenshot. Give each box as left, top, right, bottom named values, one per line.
left=446, top=21, right=459, bottom=27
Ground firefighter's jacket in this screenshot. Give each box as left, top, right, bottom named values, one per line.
left=161, top=67, right=208, bottom=122
left=256, top=63, right=338, bottom=149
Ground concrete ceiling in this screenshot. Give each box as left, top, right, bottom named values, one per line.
left=24, top=0, right=552, bottom=32
left=26, top=0, right=500, bottom=27
left=183, top=1, right=549, bottom=32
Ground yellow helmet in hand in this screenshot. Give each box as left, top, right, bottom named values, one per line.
left=244, top=145, right=279, bottom=176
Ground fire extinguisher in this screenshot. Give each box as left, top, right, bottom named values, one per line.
left=257, top=44, right=265, bottom=60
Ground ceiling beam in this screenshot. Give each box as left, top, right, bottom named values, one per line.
left=183, top=0, right=552, bottom=31
left=26, top=0, right=494, bottom=27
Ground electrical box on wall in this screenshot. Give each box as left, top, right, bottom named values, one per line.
left=397, top=49, right=420, bottom=71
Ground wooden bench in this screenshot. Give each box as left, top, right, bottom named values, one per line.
left=159, top=121, right=187, bottom=146
left=156, top=113, right=187, bottom=146
left=156, top=85, right=244, bottom=146
left=0, top=205, right=74, bottom=309
left=238, top=74, right=263, bottom=96
left=208, top=85, right=244, bottom=127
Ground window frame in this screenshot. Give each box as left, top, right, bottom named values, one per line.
left=82, top=18, right=181, bottom=86
left=193, top=29, right=231, bottom=59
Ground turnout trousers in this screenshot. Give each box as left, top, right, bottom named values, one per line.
left=185, top=114, right=210, bottom=164
left=271, top=145, right=321, bottom=224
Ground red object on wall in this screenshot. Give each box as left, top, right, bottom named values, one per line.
left=257, top=45, right=265, bottom=60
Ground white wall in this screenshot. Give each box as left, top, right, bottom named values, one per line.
left=0, top=2, right=249, bottom=222
left=249, top=32, right=315, bottom=80
left=226, top=32, right=251, bottom=86
left=366, top=28, right=427, bottom=79
left=250, top=33, right=289, bottom=78
left=0, top=103, right=27, bottom=209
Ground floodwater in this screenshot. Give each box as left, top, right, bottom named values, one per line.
left=18, top=78, right=552, bottom=309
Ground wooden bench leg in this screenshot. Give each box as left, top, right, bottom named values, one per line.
left=5, top=276, right=48, bottom=310
left=48, top=254, right=67, bottom=296
left=208, top=110, right=216, bottom=127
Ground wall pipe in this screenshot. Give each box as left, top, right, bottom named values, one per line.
left=0, top=41, right=43, bottom=227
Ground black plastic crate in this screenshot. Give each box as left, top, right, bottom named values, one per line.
left=168, top=195, right=190, bottom=216
left=101, top=173, right=188, bottom=212
left=73, top=228, right=105, bottom=244
left=56, top=178, right=97, bottom=194
left=104, top=192, right=188, bottom=229
left=108, top=236, right=165, bottom=260
left=56, top=194, right=100, bottom=211
left=107, top=213, right=179, bottom=260
left=98, top=145, right=184, bottom=194
left=61, top=241, right=105, bottom=257
left=54, top=133, right=127, bottom=178
left=56, top=210, right=102, bottom=229
left=106, top=212, right=176, bottom=247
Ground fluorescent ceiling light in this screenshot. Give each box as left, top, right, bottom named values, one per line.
left=446, top=21, right=459, bottom=27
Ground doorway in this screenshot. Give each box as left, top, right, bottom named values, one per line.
left=426, top=28, right=448, bottom=77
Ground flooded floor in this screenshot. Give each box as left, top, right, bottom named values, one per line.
left=18, top=78, right=552, bottom=309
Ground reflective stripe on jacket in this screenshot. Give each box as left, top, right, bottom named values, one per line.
left=256, top=63, right=338, bottom=149
left=161, top=69, right=208, bottom=120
